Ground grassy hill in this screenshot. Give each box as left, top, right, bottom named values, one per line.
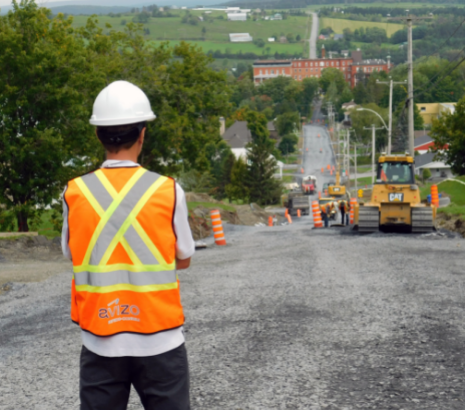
left=320, top=17, right=405, bottom=37
left=50, top=5, right=131, bottom=15
left=71, top=13, right=311, bottom=56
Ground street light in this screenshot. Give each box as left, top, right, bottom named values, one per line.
left=356, top=107, right=388, bottom=130
left=357, top=108, right=387, bottom=185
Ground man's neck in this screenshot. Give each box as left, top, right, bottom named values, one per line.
left=106, top=151, right=139, bottom=163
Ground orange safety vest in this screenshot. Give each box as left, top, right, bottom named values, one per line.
left=64, top=167, right=183, bottom=337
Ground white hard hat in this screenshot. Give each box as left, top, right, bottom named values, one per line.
left=90, top=81, right=156, bottom=126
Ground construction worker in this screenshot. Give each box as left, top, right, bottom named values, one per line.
left=339, top=199, right=349, bottom=226
left=320, top=202, right=330, bottom=228
left=62, top=81, right=195, bottom=410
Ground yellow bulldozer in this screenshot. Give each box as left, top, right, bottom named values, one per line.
left=354, top=154, right=436, bottom=233
left=327, top=168, right=349, bottom=201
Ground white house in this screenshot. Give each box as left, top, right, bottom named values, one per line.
left=229, top=33, right=253, bottom=42
left=227, top=12, right=247, bottom=21
left=268, top=37, right=275, bottom=42
left=414, top=152, right=453, bottom=178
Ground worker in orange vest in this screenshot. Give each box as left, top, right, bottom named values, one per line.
left=62, top=81, right=195, bottom=410
left=338, top=199, right=349, bottom=226
left=320, top=203, right=331, bottom=228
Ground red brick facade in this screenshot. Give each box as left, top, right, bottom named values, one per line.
left=253, top=55, right=389, bottom=88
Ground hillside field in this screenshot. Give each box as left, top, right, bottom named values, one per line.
left=320, top=17, right=405, bottom=37
left=305, top=2, right=465, bottom=9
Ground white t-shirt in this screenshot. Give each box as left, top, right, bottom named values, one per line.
left=62, top=160, right=195, bottom=357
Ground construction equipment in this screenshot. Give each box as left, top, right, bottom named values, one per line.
left=354, top=154, right=436, bottom=233
left=301, top=175, right=317, bottom=195
left=327, top=169, right=349, bottom=201
left=283, top=190, right=310, bottom=216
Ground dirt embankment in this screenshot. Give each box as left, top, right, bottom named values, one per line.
left=0, top=235, right=71, bottom=293
left=436, top=213, right=465, bottom=237
left=186, top=193, right=283, bottom=240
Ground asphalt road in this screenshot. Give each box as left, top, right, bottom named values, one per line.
left=309, top=12, right=318, bottom=59
left=1, top=225, right=465, bottom=409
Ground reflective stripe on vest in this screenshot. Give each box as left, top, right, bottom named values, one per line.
left=66, top=167, right=183, bottom=336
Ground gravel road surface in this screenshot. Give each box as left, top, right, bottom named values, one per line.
left=1, top=224, right=465, bottom=409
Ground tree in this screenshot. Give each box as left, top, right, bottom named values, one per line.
left=0, top=2, right=231, bottom=231
left=430, top=97, right=465, bottom=176
left=225, top=158, right=249, bottom=202
left=244, top=111, right=281, bottom=205
left=204, top=140, right=235, bottom=199
left=278, top=134, right=298, bottom=155
left=202, top=26, right=206, bottom=36
left=276, top=112, right=300, bottom=136
left=0, top=1, right=104, bottom=231
left=422, top=168, right=432, bottom=182
left=319, top=67, right=346, bottom=93
left=300, top=77, right=319, bottom=116
left=350, top=103, right=388, bottom=150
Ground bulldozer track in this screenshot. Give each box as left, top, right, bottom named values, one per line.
left=358, top=207, right=380, bottom=233
left=411, top=207, right=434, bottom=233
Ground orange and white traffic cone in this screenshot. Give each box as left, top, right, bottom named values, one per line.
left=268, top=215, right=273, bottom=227
left=210, top=209, right=226, bottom=246
left=350, top=198, right=357, bottom=225
left=312, top=201, right=323, bottom=228
left=287, top=214, right=292, bottom=224
left=431, top=185, right=439, bottom=208
left=297, top=209, right=301, bottom=218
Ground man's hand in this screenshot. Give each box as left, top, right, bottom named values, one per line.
left=176, top=257, right=191, bottom=270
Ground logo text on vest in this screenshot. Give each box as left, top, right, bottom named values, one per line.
left=98, top=299, right=141, bottom=324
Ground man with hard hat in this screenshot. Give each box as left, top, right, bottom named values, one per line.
left=338, top=199, right=349, bottom=226
left=62, top=81, right=195, bottom=410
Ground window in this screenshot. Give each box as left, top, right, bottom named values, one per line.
left=311, top=62, right=313, bottom=67
left=320, top=62, right=324, bottom=67
left=265, top=69, right=269, bottom=75
left=305, top=62, right=308, bottom=67
left=271, top=70, right=274, bottom=74
left=421, top=107, right=426, bottom=112
left=378, top=162, right=414, bottom=184
left=299, top=76, right=301, bottom=80
left=298, top=62, right=301, bottom=67
left=331, top=62, right=334, bottom=66
left=259, top=70, right=262, bottom=75
left=337, top=61, right=339, bottom=66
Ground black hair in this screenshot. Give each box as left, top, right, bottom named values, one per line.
left=96, top=122, right=146, bottom=153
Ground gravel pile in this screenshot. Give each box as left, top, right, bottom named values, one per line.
left=1, top=223, right=465, bottom=409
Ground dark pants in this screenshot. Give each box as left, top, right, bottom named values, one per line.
left=322, top=212, right=328, bottom=227
left=80, top=343, right=190, bottom=410
left=341, top=210, right=345, bottom=225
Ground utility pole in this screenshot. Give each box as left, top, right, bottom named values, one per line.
left=364, top=125, right=384, bottom=185
left=377, top=77, right=407, bottom=154
left=388, top=11, right=432, bottom=155
left=353, top=143, right=357, bottom=194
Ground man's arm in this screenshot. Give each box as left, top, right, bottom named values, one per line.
left=176, top=257, right=191, bottom=270
left=173, top=183, right=195, bottom=266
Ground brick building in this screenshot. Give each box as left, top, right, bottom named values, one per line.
left=253, top=47, right=390, bottom=88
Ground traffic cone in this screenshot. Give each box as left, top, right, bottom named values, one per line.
left=268, top=215, right=273, bottom=227
left=318, top=191, right=321, bottom=198
left=297, top=209, right=301, bottom=218
left=318, top=134, right=320, bottom=137
left=306, top=147, right=309, bottom=152
left=327, top=164, right=331, bottom=170
left=321, top=167, right=324, bottom=173
left=287, top=214, right=292, bottom=224
left=350, top=198, right=357, bottom=224
left=301, top=167, right=304, bottom=174
left=210, top=209, right=226, bottom=246
left=312, top=201, right=323, bottom=228
left=285, top=208, right=289, bottom=217
left=431, top=185, right=440, bottom=208
left=330, top=170, right=333, bottom=176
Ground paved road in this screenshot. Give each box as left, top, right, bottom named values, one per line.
left=309, top=12, right=318, bottom=59
left=1, top=226, right=465, bottom=409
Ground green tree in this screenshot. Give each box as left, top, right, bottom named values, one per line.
left=430, top=97, right=465, bottom=175
left=204, top=140, right=235, bottom=199
left=300, top=77, right=319, bottom=117
left=350, top=103, right=388, bottom=149
left=319, top=67, right=346, bottom=93
left=244, top=111, right=282, bottom=205
left=0, top=1, right=103, bottom=231
left=278, top=134, right=298, bottom=155
left=225, top=157, right=249, bottom=202
left=276, top=112, right=300, bottom=136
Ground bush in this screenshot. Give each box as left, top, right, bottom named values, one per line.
left=422, top=168, right=432, bottom=182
